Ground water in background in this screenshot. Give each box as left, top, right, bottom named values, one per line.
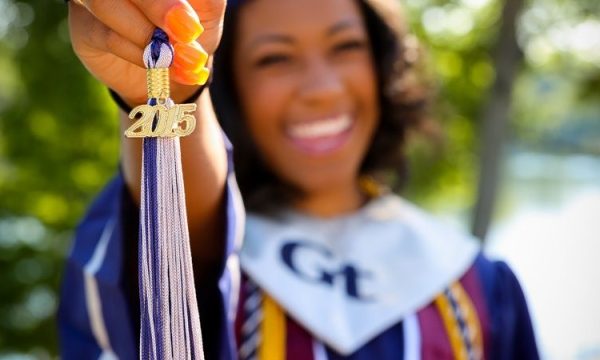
left=486, top=149, right=600, bottom=359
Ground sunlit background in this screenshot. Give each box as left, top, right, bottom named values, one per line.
left=0, top=0, right=599, bottom=358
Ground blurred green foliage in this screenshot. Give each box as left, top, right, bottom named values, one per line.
left=0, top=0, right=119, bottom=356
left=0, top=0, right=598, bottom=357
left=402, top=0, right=600, bottom=214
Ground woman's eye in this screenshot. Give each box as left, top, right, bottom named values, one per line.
left=255, top=54, right=291, bottom=68
left=333, top=40, right=367, bottom=53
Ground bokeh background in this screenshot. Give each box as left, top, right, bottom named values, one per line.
left=0, top=0, right=599, bottom=358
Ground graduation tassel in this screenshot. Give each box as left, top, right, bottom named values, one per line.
left=125, top=29, right=204, bottom=360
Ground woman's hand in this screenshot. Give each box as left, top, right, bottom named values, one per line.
left=69, top=0, right=231, bottom=274
left=68, top=0, right=226, bottom=107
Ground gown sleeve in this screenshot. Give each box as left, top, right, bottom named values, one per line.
left=476, top=255, right=540, bottom=360
left=57, top=133, right=245, bottom=360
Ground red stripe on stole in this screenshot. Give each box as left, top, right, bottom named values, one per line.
left=460, top=265, right=491, bottom=359
left=286, top=316, right=315, bottom=360
left=418, top=300, right=454, bottom=359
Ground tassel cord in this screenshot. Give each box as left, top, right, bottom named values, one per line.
left=137, top=28, right=205, bottom=360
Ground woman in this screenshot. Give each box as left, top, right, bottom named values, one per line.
left=60, top=0, right=539, bottom=358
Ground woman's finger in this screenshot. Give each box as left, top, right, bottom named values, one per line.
left=188, top=0, right=226, bottom=27
left=74, top=0, right=155, bottom=49
left=69, top=3, right=145, bottom=68
left=128, top=0, right=204, bottom=44
left=69, top=0, right=210, bottom=101
left=187, top=0, right=225, bottom=54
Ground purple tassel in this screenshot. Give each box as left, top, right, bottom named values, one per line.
left=138, top=29, right=204, bottom=360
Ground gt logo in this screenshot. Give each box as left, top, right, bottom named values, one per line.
left=281, top=241, right=374, bottom=301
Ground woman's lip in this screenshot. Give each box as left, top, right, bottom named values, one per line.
left=285, top=119, right=355, bottom=155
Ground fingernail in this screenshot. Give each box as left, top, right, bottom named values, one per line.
left=173, top=64, right=210, bottom=85
left=173, top=42, right=208, bottom=72
left=164, top=4, right=204, bottom=44
left=171, top=68, right=194, bottom=85
left=193, top=67, right=210, bottom=85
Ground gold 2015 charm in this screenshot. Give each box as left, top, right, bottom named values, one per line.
left=124, top=66, right=197, bottom=138
left=125, top=103, right=197, bottom=138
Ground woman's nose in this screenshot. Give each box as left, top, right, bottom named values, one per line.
left=298, top=56, right=345, bottom=106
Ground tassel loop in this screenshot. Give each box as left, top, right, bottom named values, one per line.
left=125, top=29, right=197, bottom=139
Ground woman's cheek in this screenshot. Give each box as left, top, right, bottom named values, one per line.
left=243, top=82, right=288, bottom=153
left=251, top=78, right=293, bottom=126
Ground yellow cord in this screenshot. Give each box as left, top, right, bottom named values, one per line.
left=358, top=175, right=384, bottom=198
left=434, top=282, right=484, bottom=360
left=451, top=282, right=484, bottom=359
left=435, top=291, right=469, bottom=360
left=259, top=294, right=286, bottom=360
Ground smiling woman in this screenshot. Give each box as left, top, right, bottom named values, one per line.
left=213, top=0, right=427, bottom=216
left=59, top=0, right=540, bottom=358
left=232, top=0, right=379, bottom=216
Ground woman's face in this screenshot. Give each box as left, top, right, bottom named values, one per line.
left=233, top=0, right=379, bottom=202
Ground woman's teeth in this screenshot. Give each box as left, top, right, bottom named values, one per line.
left=287, top=115, right=352, bottom=139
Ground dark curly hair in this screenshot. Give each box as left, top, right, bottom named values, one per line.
left=211, top=0, right=430, bottom=213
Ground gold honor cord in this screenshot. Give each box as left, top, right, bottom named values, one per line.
left=434, top=282, right=484, bottom=360
left=259, top=294, right=287, bottom=360
left=124, top=68, right=197, bottom=138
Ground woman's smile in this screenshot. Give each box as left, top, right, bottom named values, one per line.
left=285, top=113, right=355, bottom=155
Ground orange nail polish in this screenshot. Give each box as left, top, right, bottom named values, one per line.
left=171, top=70, right=193, bottom=85
left=172, top=63, right=209, bottom=85
left=192, top=67, right=210, bottom=85
left=164, top=4, right=204, bottom=44
left=171, top=68, right=189, bottom=84
left=173, top=42, right=208, bottom=72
